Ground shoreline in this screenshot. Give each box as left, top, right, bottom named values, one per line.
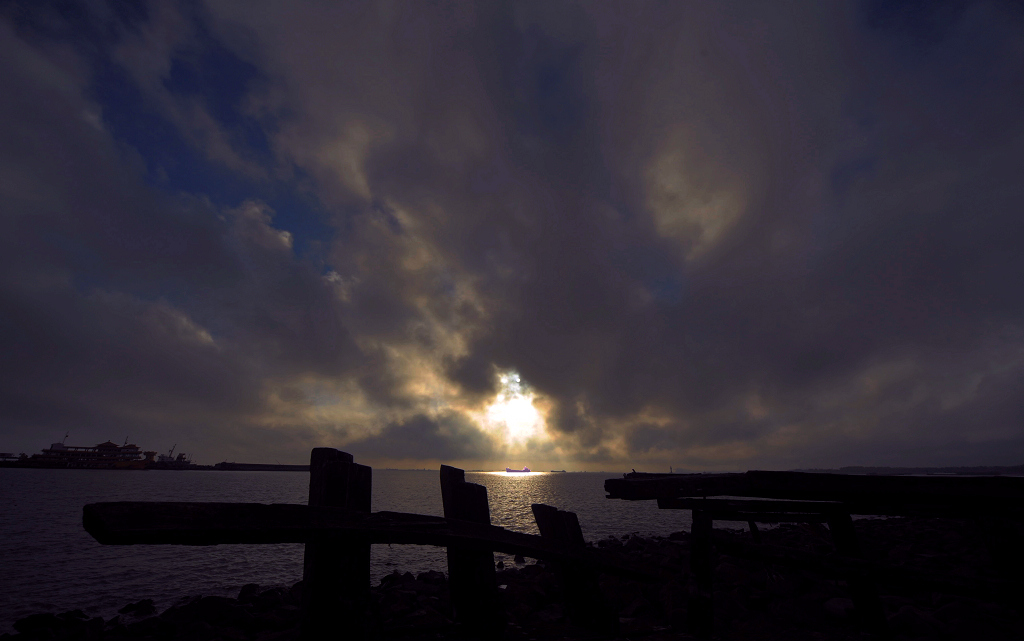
left=5, top=517, right=1023, bottom=640
left=0, top=462, right=309, bottom=472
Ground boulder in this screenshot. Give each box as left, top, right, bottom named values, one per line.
left=13, top=613, right=61, bottom=634
left=237, top=583, right=261, bottom=604
left=284, top=581, right=304, bottom=606
left=172, top=620, right=216, bottom=641
left=888, top=605, right=943, bottom=636
left=118, top=599, right=156, bottom=617
left=253, top=587, right=286, bottom=611
left=714, top=561, right=749, bottom=585
left=416, top=570, right=446, bottom=586
left=823, top=597, right=854, bottom=620
left=126, top=614, right=174, bottom=637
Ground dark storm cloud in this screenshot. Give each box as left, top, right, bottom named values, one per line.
left=0, top=11, right=367, bottom=461
left=348, top=413, right=496, bottom=463
left=2, top=0, right=1023, bottom=468
left=345, top=0, right=1024, bottom=466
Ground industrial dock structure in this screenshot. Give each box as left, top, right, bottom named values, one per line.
left=0, top=439, right=307, bottom=471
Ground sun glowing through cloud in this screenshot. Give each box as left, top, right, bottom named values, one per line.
left=481, top=371, right=547, bottom=447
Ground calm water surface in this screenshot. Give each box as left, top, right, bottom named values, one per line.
left=0, top=468, right=690, bottom=632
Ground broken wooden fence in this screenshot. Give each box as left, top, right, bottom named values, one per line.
left=605, top=470, right=1024, bottom=638
left=84, top=448, right=651, bottom=639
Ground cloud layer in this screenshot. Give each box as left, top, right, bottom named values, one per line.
left=2, top=1, right=1023, bottom=470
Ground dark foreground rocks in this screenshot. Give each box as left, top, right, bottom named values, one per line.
left=5, top=517, right=1022, bottom=640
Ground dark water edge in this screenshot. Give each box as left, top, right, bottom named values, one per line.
left=0, top=468, right=691, bottom=633
left=0, top=462, right=309, bottom=471
left=5, top=518, right=1023, bottom=640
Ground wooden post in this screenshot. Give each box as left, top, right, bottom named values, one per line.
left=439, top=465, right=504, bottom=635
left=747, top=520, right=762, bottom=544
left=688, top=509, right=714, bottom=637
left=826, top=513, right=886, bottom=634
left=302, top=448, right=372, bottom=640
left=532, top=504, right=618, bottom=633
left=977, top=516, right=1024, bottom=585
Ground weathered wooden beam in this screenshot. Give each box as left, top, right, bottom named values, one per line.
left=82, top=502, right=664, bottom=580
left=532, top=504, right=618, bottom=633
left=606, top=473, right=748, bottom=500
left=302, top=448, right=371, bottom=641
left=706, top=511, right=831, bottom=523
left=746, top=470, right=1024, bottom=502
left=657, top=495, right=1010, bottom=519
left=657, top=497, right=847, bottom=513
left=608, top=471, right=1024, bottom=518
left=439, top=465, right=503, bottom=635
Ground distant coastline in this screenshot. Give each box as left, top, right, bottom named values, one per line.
left=4, top=459, right=1023, bottom=475
left=0, top=439, right=312, bottom=471
left=0, top=460, right=310, bottom=472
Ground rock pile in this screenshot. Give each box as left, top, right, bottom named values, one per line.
left=4, top=518, right=1022, bottom=640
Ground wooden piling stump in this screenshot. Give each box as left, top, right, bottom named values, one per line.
left=827, top=512, right=887, bottom=634
left=747, top=520, right=762, bottom=544
left=440, top=465, right=504, bottom=636
left=532, top=503, right=618, bottom=634
left=302, top=448, right=372, bottom=640
left=688, top=509, right=714, bottom=638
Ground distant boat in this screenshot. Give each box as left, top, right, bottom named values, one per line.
left=150, top=444, right=195, bottom=469
left=506, top=466, right=531, bottom=473
left=550, top=470, right=567, bottom=473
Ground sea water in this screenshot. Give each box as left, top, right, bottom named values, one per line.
left=0, top=468, right=691, bottom=632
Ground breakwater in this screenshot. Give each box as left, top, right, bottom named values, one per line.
left=0, top=460, right=308, bottom=471
left=211, top=463, right=310, bottom=472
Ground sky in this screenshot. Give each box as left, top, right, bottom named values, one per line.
left=1, top=0, right=1023, bottom=471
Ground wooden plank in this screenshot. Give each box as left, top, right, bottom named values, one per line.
left=532, top=504, right=618, bottom=633
left=688, top=509, right=714, bottom=638
left=657, top=495, right=1011, bottom=518
left=439, top=465, right=503, bottom=635
left=301, top=448, right=371, bottom=641
left=657, top=497, right=847, bottom=513
left=606, top=473, right=749, bottom=500
left=609, top=471, right=1024, bottom=518
left=747, top=470, right=1024, bottom=502
left=81, top=502, right=664, bottom=580
left=706, top=511, right=831, bottom=523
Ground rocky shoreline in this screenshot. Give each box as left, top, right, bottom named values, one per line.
left=5, top=517, right=1022, bottom=640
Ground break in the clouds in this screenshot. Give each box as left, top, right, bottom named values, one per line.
left=1, top=1, right=1023, bottom=470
